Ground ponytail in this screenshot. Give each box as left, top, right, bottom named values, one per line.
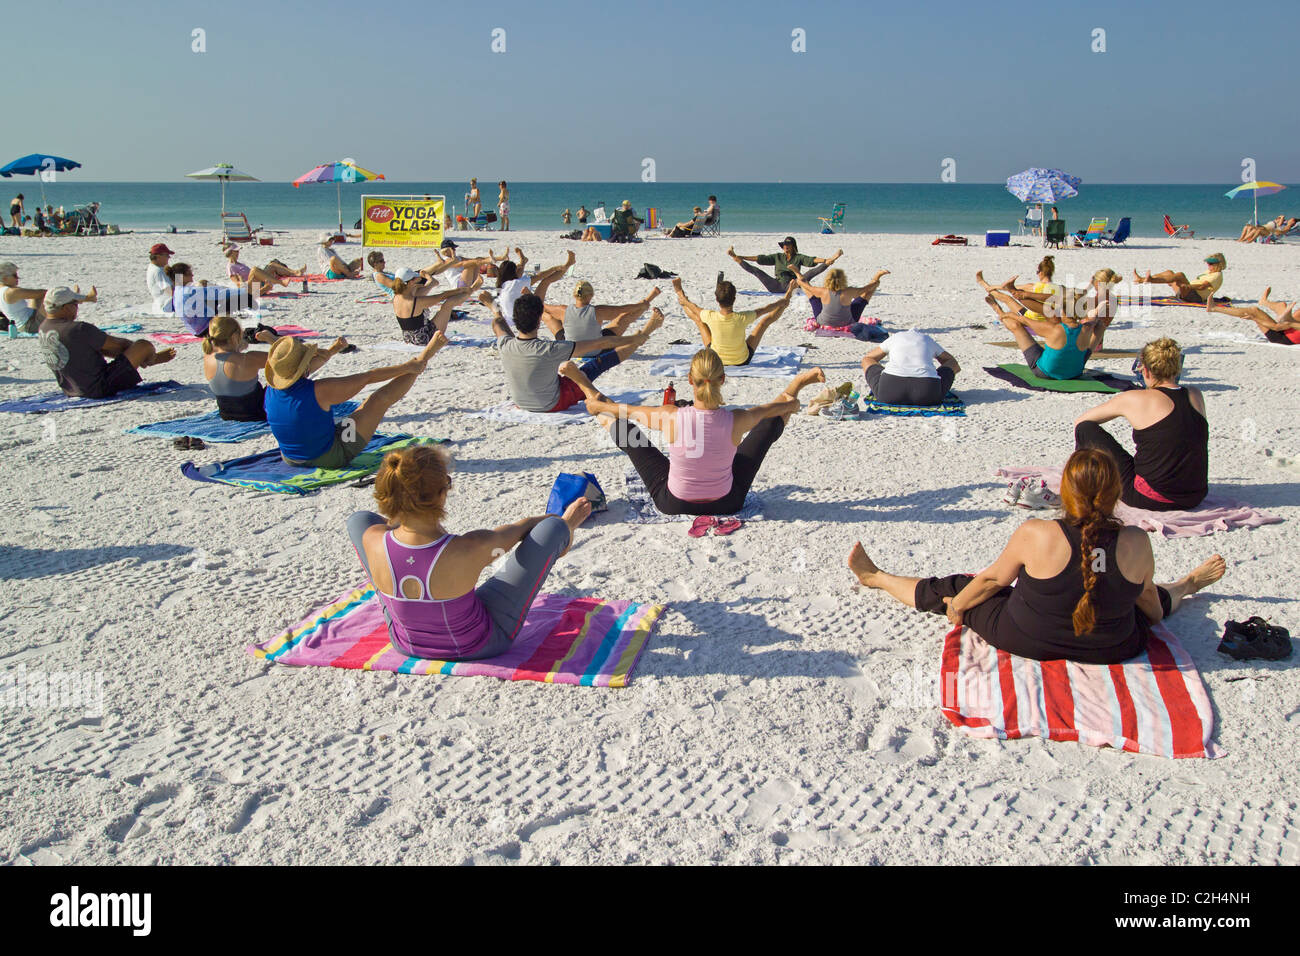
left=201, top=314, right=242, bottom=355
left=1058, top=448, right=1123, bottom=636
left=392, top=277, right=408, bottom=296
left=689, top=348, right=725, bottom=409
left=1037, top=255, right=1055, bottom=280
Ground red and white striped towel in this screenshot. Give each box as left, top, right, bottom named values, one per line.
left=939, top=623, right=1223, bottom=758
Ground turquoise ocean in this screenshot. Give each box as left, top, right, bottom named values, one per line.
left=12, top=182, right=1294, bottom=239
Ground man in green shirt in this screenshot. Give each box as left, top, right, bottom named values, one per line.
left=729, top=237, right=842, bottom=292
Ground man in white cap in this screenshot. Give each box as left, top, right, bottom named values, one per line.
left=318, top=233, right=362, bottom=279
left=38, top=287, right=175, bottom=398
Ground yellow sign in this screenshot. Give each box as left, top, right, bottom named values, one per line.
left=361, top=195, right=444, bottom=248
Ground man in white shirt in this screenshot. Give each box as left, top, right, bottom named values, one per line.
left=860, top=328, right=960, bottom=407
left=146, top=243, right=176, bottom=314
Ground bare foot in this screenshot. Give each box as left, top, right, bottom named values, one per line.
left=670, top=276, right=684, bottom=292
left=477, top=290, right=494, bottom=308
left=727, top=246, right=740, bottom=261
left=996, top=312, right=1021, bottom=333
left=1182, top=554, right=1226, bottom=594
left=419, top=330, right=448, bottom=362
left=871, top=269, right=891, bottom=283
left=563, top=250, right=576, bottom=268
left=975, top=270, right=993, bottom=292
left=999, top=275, right=1019, bottom=291
left=1132, top=269, right=1148, bottom=284
left=151, top=347, right=177, bottom=365
left=558, top=497, right=593, bottom=555
left=642, top=308, right=664, bottom=336
left=848, top=542, right=880, bottom=586
left=644, top=287, right=662, bottom=303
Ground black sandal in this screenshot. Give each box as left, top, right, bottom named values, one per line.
left=1218, top=617, right=1293, bottom=661
left=173, top=436, right=206, bottom=451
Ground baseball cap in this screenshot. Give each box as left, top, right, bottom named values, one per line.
left=440, top=238, right=457, bottom=249
left=149, top=243, right=175, bottom=256
left=393, top=267, right=418, bottom=282
left=319, top=232, right=336, bottom=243
left=44, top=286, right=88, bottom=310
left=1205, top=252, right=1227, bottom=268
left=781, top=236, right=797, bottom=246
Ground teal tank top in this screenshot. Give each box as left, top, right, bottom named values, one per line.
left=1036, top=324, right=1088, bottom=380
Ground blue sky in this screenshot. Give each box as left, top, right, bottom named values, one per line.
left=9, top=0, right=1299, bottom=183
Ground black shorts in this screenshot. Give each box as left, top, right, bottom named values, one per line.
left=1265, top=329, right=1297, bottom=345
left=82, top=355, right=142, bottom=399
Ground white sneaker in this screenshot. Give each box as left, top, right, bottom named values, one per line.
left=1018, top=480, right=1061, bottom=510
left=1003, top=478, right=1025, bottom=505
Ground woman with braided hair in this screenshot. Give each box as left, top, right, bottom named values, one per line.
left=846, top=449, right=1226, bottom=664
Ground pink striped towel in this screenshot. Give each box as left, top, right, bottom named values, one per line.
left=940, top=623, right=1223, bottom=758
left=997, top=466, right=1282, bottom=538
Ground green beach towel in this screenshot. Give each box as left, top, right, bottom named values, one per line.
left=984, top=363, right=1134, bottom=394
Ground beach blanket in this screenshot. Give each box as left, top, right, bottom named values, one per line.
left=623, top=468, right=764, bottom=524
left=863, top=392, right=966, bottom=417
left=148, top=323, right=319, bottom=346
left=989, top=341, right=1139, bottom=359
left=250, top=583, right=665, bottom=688
left=5, top=321, right=143, bottom=339
left=1117, top=295, right=1231, bottom=308
left=649, top=345, right=805, bottom=379
left=369, top=335, right=496, bottom=353
left=997, top=465, right=1283, bottom=538
left=0, top=379, right=186, bottom=414
left=985, top=363, right=1135, bottom=393
left=468, top=390, right=650, bottom=427
left=296, top=273, right=355, bottom=283
left=127, top=401, right=358, bottom=443
left=181, top=434, right=446, bottom=494
left=939, top=622, right=1222, bottom=758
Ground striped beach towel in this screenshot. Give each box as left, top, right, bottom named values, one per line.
left=148, top=324, right=318, bottom=346
left=939, top=623, right=1222, bottom=758
left=251, top=584, right=666, bottom=687
left=862, top=391, right=966, bottom=417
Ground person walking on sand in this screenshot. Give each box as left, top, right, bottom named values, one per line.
left=673, top=275, right=794, bottom=367
left=347, top=443, right=593, bottom=662
left=728, top=237, right=842, bottom=293
left=847, top=448, right=1227, bottom=665
left=569, top=348, right=827, bottom=518
left=8, top=193, right=23, bottom=229
left=498, top=181, right=510, bottom=231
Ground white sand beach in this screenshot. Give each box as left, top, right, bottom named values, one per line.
left=1, top=228, right=1297, bottom=866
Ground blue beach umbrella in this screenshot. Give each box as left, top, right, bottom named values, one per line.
left=0, top=153, right=82, bottom=208
left=1006, top=167, right=1082, bottom=245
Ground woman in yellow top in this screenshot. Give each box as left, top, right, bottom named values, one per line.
left=671, top=275, right=793, bottom=366
left=1133, top=252, right=1226, bottom=306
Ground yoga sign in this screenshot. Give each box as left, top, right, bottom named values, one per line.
left=361, top=194, right=445, bottom=249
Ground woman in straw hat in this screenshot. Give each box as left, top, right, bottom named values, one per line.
left=263, top=332, right=446, bottom=469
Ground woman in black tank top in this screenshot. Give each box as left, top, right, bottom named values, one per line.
left=846, top=449, right=1227, bottom=665
left=389, top=269, right=477, bottom=346
left=1073, top=337, right=1208, bottom=510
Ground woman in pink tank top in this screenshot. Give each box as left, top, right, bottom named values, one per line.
left=559, top=347, right=826, bottom=516
left=347, top=445, right=592, bottom=661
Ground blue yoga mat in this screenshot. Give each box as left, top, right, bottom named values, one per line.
left=862, top=392, right=966, bottom=417
left=127, top=401, right=359, bottom=443
left=0, top=380, right=187, bottom=414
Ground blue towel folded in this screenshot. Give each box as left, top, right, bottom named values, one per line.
left=0, top=380, right=187, bottom=414
left=862, top=392, right=966, bottom=417
left=127, top=401, right=359, bottom=443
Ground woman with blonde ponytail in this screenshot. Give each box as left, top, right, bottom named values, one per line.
left=847, top=448, right=1226, bottom=664
left=562, top=347, right=828, bottom=516
left=1074, top=337, right=1208, bottom=510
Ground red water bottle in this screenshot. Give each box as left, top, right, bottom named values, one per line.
left=663, top=382, right=676, bottom=406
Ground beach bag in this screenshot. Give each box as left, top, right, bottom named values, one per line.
left=635, top=263, right=677, bottom=279
left=546, top=471, right=607, bottom=516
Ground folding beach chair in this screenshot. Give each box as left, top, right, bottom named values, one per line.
left=1099, top=216, right=1131, bottom=246
left=1163, top=214, right=1194, bottom=239
left=1044, top=219, right=1067, bottom=249
left=1018, top=206, right=1043, bottom=236
left=700, top=210, right=721, bottom=237
left=221, top=212, right=260, bottom=243
left=456, top=211, right=497, bottom=231
left=1074, top=217, right=1108, bottom=246
left=645, top=207, right=659, bottom=231
left=817, top=202, right=845, bottom=234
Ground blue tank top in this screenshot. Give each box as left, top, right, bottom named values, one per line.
left=265, top=377, right=334, bottom=461
left=1036, top=324, right=1088, bottom=380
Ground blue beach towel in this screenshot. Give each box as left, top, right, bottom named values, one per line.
left=127, top=401, right=359, bottom=443
left=0, top=379, right=187, bottom=414
left=862, top=392, right=966, bottom=417
left=648, top=345, right=805, bottom=379
left=180, top=433, right=448, bottom=495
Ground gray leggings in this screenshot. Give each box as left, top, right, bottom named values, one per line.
left=735, top=257, right=829, bottom=293
left=346, top=511, right=571, bottom=661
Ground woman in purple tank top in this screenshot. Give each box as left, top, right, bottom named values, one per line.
left=559, top=347, right=827, bottom=517
left=347, top=445, right=592, bottom=661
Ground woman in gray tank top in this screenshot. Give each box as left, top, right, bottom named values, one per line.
left=540, top=279, right=663, bottom=340
left=798, top=267, right=890, bottom=327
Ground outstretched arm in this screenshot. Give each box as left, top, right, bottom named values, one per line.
left=1073, top=391, right=1132, bottom=427
left=756, top=282, right=797, bottom=319
left=730, top=366, right=826, bottom=437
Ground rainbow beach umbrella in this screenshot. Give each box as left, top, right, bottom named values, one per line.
left=292, top=158, right=385, bottom=233
left=1224, top=181, right=1287, bottom=227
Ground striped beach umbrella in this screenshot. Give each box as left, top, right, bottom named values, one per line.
left=292, top=158, right=385, bottom=233
left=1225, top=181, right=1287, bottom=227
